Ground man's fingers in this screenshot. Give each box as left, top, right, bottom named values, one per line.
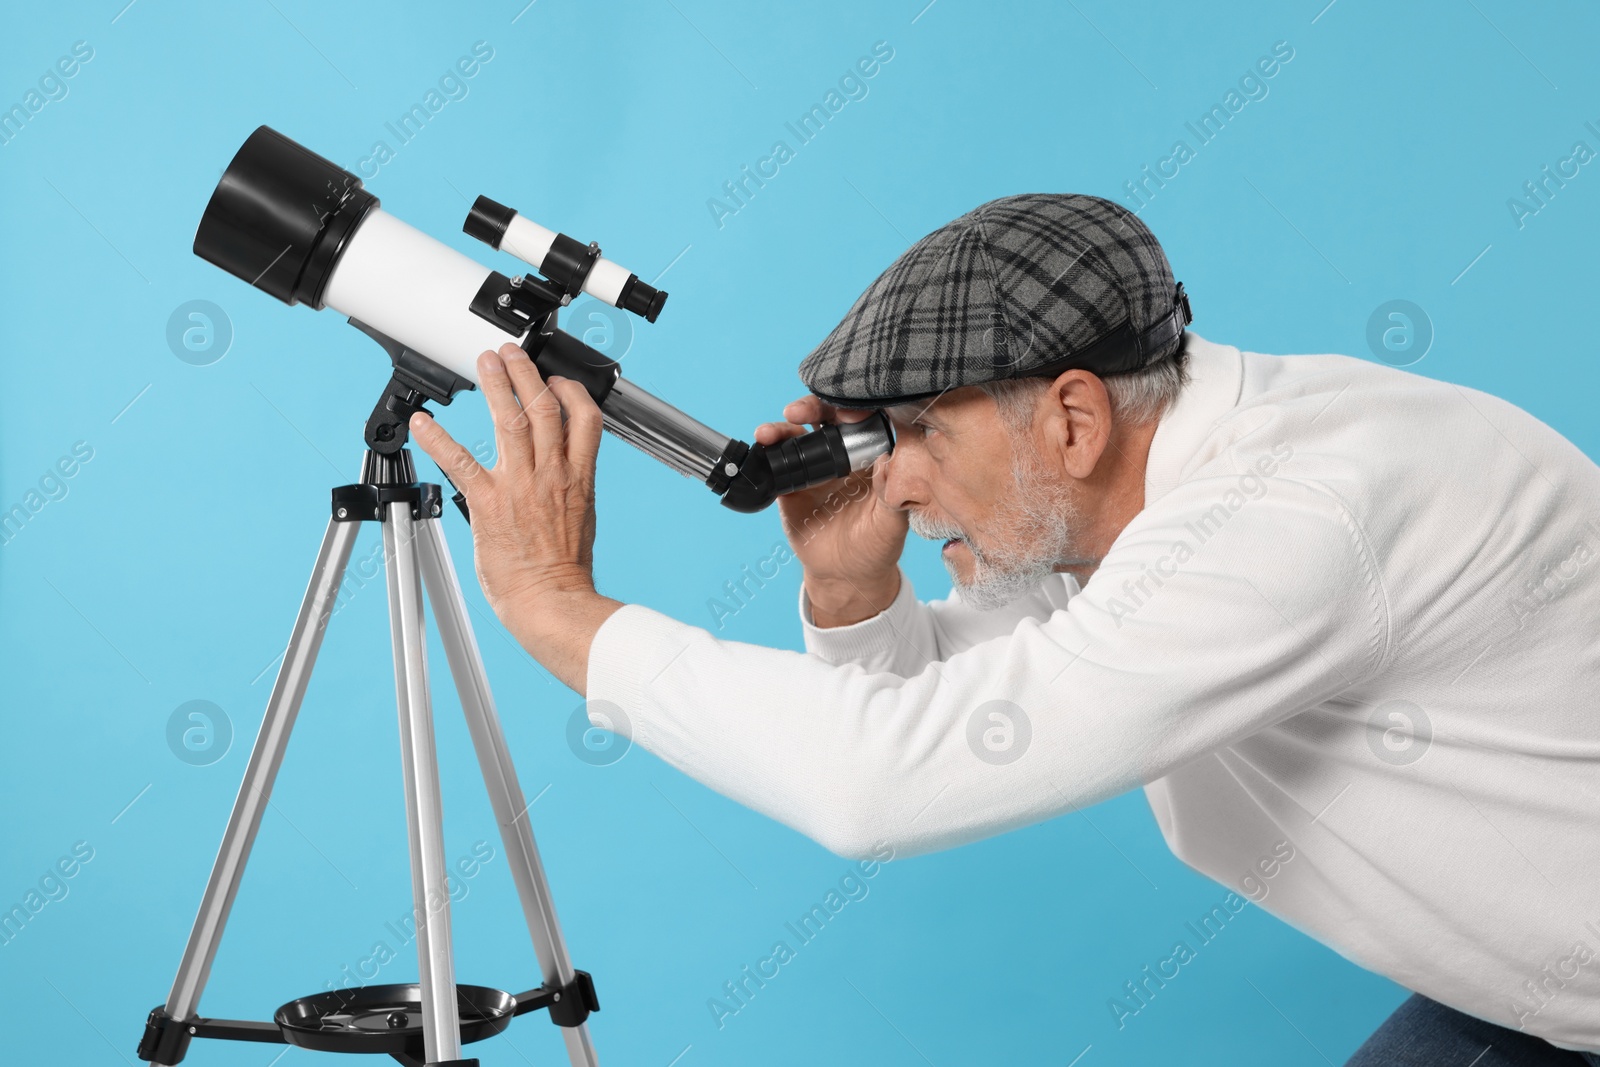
left=546, top=375, right=603, bottom=478
left=502, top=343, right=565, bottom=465
left=409, top=411, right=487, bottom=491
left=781, top=395, right=876, bottom=428
left=782, top=396, right=829, bottom=425
left=478, top=348, right=533, bottom=467
left=754, top=420, right=811, bottom=445
left=765, top=395, right=880, bottom=444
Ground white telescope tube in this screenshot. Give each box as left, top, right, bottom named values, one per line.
left=323, top=209, right=508, bottom=386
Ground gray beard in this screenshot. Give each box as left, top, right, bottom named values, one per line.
left=908, top=445, right=1090, bottom=611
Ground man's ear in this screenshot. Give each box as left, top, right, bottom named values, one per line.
left=1043, top=370, right=1113, bottom=481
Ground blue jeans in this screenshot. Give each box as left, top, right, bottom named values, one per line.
left=1346, top=994, right=1600, bottom=1066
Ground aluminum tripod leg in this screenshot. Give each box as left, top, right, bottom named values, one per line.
left=155, top=518, right=359, bottom=1062
left=383, top=502, right=464, bottom=1065
left=416, top=517, right=601, bottom=1067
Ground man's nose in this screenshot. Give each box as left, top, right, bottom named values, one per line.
left=873, top=449, right=923, bottom=512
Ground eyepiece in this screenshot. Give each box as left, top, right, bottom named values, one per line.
left=837, top=410, right=895, bottom=471
left=717, top=412, right=894, bottom=513
left=463, top=195, right=515, bottom=250
left=618, top=275, right=668, bottom=322
left=193, top=125, right=377, bottom=308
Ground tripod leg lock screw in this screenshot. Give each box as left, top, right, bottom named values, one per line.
left=136, top=1006, right=193, bottom=1065
left=546, top=969, right=600, bottom=1028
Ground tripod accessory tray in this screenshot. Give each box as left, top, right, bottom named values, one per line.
left=277, top=983, right=515, bottom=1057
left=137, top=971, right=598, bottom=1065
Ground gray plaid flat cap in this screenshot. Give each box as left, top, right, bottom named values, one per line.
left=798, top=193, right=1192, bottom=406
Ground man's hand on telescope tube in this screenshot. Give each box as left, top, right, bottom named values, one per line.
left=409, top=343, right=624, bottom=695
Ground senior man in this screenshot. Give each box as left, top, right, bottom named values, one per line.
left=410, top=194, right=1600, bottom=1064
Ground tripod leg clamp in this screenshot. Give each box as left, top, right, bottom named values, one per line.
left=136, top=1006, right=192, bottom=1065
left=547, top=969, right=600, bottom=1028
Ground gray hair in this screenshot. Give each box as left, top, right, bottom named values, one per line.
left=975, top=343, right=1191, bottom=436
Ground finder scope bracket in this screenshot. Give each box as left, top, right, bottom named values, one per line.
left=467, top=271, right=565, bottom=337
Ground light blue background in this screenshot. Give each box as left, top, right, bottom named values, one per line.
left=2, top=2, right=1596, bottom=1064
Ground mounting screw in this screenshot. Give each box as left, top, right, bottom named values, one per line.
left=432, top=503, right=441, bottom=516
left=553, top=992, right=561, bottom=1002
left=510, top=275, right=523, bottom=288
left=497, top=293, right=512, bottom=308
left=724, top=462, right=737, bottom=476
left=336, top=507, right=348, bottom=519
left=188, top=1026, right=197, bottom=1035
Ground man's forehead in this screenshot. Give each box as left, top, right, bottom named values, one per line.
left=880, top=385, right=987, bottom=422
left=882, top=397, right=942, bottom=421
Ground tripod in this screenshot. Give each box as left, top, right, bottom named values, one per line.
left=137, top=448, right=601, bottom=1067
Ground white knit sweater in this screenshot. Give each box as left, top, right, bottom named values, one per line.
left=586, top=332, right=1600, bottom=1050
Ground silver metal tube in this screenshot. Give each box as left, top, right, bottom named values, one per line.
left=416, top=519, right=602, bottom=1067
left=160, top=518, right=358, bottom=1047
left=556, top=1001, right=603, bottom=1066
left=383, top=503, right=462, bottom=1063
left=600, top=376, right=729, bottom=482
left=838, top=413, right=894, bottom=471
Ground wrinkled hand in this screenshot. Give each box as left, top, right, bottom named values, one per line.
left=753, top=395, right=907, bottom=626
left=409, top=343, right=606, bottom=644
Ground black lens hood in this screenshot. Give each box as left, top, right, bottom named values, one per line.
left=193, top=125, right=376, bottom=307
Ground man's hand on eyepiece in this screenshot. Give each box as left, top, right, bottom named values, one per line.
left=754, top=396, right=907, bottom=628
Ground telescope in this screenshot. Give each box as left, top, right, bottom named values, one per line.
left=191, top=126, right=892, bottom=512
left=136, top=126, right=897, bottom=1067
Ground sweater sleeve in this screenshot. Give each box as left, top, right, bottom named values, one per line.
left=585, top=474, right=1388, bottom=860
left=797, top=566, right=1081, bottom=677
